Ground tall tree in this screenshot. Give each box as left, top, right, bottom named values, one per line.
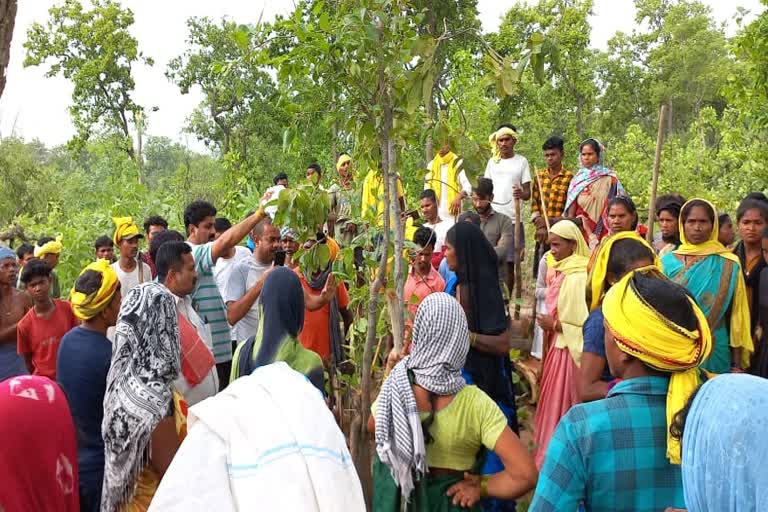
left=168, top=18, right=276, bottom=157
left=0, top=0, right=16, bottom=100
left=24, top=0, right=152, bottom=164
left=599, top=0, right=732, bottom=135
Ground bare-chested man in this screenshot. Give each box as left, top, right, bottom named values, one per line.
left=0, top=247, right=32, bottom=380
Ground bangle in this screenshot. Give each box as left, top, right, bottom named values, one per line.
left=469, top=332, right=477, bottom=347
left=480, top=475, right=489, bottom=498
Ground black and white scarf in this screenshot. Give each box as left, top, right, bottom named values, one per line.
left=374, top=292, right=469, bottom=498
left=101, top=282, right=181, bottom=512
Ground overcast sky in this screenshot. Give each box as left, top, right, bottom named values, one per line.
left=0, top=0, right=764, bottom=151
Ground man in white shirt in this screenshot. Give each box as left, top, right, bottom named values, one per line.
left=110, top=216, right=152, bottom=293
left=484, top=124, right=532, bottom=296
left=213, top=217, right=251, bottom=297
left=156, top=241, right=219, bottom=406
left=419, top=189, right=454, bottom=268
left=262, top=173, right=288, bottom=219
left=184, top=200, right=269, bottom=389
left=224, top=218, right=282, bottom=342
left=423, top=143, right=472, bottom=220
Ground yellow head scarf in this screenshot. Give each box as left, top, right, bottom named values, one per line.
left=672, top=198, right=753, bottom=368
left=546, top=219, right=590, bottom=274
left=488, top=126, right=519, bottom=163
left=589, top=231, right=659, bottom=311
left=70, top=259, right=120, bottom=320
left=603, top=266, right=712, bottom=464
left=336, top=154, right=352, bottom=173
left=674, top=199, right=733, bottom=258
left=112, top=216, right=142, bottom=246
left=34, top=236, right=63, bottom=258
left=546, top=220, right=590, bottom=363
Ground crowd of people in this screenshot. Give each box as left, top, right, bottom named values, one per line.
left=0, top=125, right=767, bottom=511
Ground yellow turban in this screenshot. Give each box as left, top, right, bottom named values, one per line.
left=588, top=231, right=659, bottom=311
left=112, top=216, right=142, bottom=246
left=603, top=266, right=713, bottom=464
left=34, top=236, right=63, bottom=258
left=336, top=154, right=352, bottom=172
left=488, top=126, right=519, bottom=163
left=70, top=259, right=120, bottom=320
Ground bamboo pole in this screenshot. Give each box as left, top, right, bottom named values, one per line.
left=647, top=103, right=668, bottom=243
left=513, top=196, right=523, bottom=320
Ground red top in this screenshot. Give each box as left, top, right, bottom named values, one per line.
left=0, top=376, right=80, bottom=511
left=404, top=266, right=446, bottom=344
left=295, top=270, right=350, bottom=361
left=17, top=300, right=78, bottom=379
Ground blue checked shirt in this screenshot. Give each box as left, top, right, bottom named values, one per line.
left=530, top=376, right=685, bottom=512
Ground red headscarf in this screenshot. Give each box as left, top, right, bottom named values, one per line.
left=0, top=376, right=80, bottom=511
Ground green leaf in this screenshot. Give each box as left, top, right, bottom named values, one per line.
left=318, top=12, right=331, bottom=33
left=501, top=67, right=519, bottom=96
left=232, top=28, right=249, bottom=51
left=354, top=318, right=368, bottom=333
left=406, top=77, right=422, bottom=114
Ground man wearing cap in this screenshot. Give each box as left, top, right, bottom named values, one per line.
left=110, top=216, right=152, bottom=293
left=34, top=236, right=63, bottom=298
left=281, top=227, right=300, bottom=270
left=484, top=124, right=532, bottom=297
left=0, top=246, right=32, bottom=381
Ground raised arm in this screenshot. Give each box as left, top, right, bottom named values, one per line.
left=211, top=210, right=266, bottom=263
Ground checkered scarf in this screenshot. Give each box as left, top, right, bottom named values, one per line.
left=375, top=293, right=469, bottom=498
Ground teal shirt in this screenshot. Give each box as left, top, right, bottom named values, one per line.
left=661, top=252, right=737, bottom=373
left=189, top=242, right=233, bottom=363
left=531, top=377, right=685, bottom=512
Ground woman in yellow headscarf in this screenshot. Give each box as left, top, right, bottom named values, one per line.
left=533, top=219, right=589, bottom=469
left=530, top=267, right=711, bottom=511
left=578, top=232, right=658, bottom=403
left=660, top=199, right=753, bottom=374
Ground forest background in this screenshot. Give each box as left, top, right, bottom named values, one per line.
left=2, top=0, right=768, bottom=503
left=0, top=0, right=766, bottom=288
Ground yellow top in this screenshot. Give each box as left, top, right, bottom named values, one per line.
left=373, top=385, right=507, bottom=471
left=425, top=151, right=461, bottom=206
left=361, top=170, right=405, bottom=227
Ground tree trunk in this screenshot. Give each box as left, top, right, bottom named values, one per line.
left=0, top=0, right=17, bottom=101
left=424, top=95, right=434, bottom=166
left=386, top=115, right=405, bottom=353
left=353, top=45, right=393, bottom=510
left=575, top=95, right=585, bottom=141
left=667, top=99, right=673, bottom=133
left=423, top=1, right=436, bottom=166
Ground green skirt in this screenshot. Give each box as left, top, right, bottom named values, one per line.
left=373, top=455, right=480, bottom=512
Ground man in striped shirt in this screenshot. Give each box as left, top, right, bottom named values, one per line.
left=184, top=200, right=266, bottom=389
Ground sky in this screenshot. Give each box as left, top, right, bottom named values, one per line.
left=0, top=0, right=764, bottom=151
